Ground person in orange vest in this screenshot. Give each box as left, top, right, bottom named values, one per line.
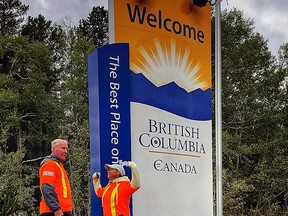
left=92, top=161, right=140, bottom=216
left=39, top=139, right=73, bottom=216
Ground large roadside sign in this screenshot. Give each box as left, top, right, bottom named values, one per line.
left=89, top=0, right=212, bottom=215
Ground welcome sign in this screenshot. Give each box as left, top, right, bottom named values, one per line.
left=89, top=0, right=212, bottom=215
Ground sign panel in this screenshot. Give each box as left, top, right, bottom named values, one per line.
left=88, top=43, right=132, bottom=215
left=109, top=0, right=211, bottom=91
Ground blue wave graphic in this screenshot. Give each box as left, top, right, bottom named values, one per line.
left=130, top=72, right=212, bottom=120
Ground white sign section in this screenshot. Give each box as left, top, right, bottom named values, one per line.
left=131, top=103, right=213, bottom=216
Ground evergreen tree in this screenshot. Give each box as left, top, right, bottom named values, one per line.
left=0, top=1, right=66, bottom=214
left=0, top=0, right=28, bottom=35
left=21, top=14, right=52, bottom=42
left=78, top=6, right=108, bottom=48
left=60, top=26, right=95, bottom=215
left=21, top=14, right=66, bottom=92
left=213, top=9, right=288, bottom=214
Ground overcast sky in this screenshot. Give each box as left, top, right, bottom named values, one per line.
left=20, top=0, right=288, bottom=56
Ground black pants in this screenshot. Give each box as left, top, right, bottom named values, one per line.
left=40, top=212, right=72, bottom=216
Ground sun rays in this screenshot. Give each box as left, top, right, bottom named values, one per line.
left=131, top=38, right=209, bottom=92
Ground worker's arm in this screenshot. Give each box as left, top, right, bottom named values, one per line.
left=92, top=172, right=102, bottom=194
left=41, top=183, right=61, bottom=211
left=128, top=161, right=140, bottom=188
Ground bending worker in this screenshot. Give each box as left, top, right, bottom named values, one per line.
left=39, top=139, right=73, bottom=216
left=92, top=161, right=140, bottom=216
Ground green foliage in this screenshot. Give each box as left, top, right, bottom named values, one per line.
left=0, top=0, right=29, bottom=36
left=21, top=15, right=52, bottom=42
left=21, top=15, right=67, bottom=86
left=78, top=6, right=108, bottom=48
left=0, top=1, right=67, bottom=215
left=69, top=144, right=90, bottom=216
left=0, top=179, right=19, bottom=215
left=0, top=150, right=38, bottom=215
left=59, top=28, right=95, bottom=215
left=222, top=169, right=254, bottom=216
left=213, top=9, right=288, bottom=215
left=0, top=35, right=63, bottom=155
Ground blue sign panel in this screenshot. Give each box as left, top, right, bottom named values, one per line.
left=88, top=43, right=131, bottom=215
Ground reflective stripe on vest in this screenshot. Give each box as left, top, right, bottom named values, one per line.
left=102, top=185, right=111, bottom=207
left=110, top=184, right=120, bottom=216
left=102, top=183, right=121, bottom=216
left=54, top=161, right=68, bottom=198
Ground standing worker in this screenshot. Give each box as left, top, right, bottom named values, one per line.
left=39, top=139, right=73, bottom=216
left=92, top=161, right=140, bottom=216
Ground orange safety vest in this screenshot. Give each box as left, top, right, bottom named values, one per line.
left=39, top=160, right=72, bottom=213
left=97, top=179, right=139, bottom=216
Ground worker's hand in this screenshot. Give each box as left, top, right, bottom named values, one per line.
left=54, top=209, right=63, bottom=216
left=127, top=161, right=137, bottom=169
left=92, top=172, right=100, bottom=182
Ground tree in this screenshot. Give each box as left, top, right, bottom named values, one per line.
left=0, top=0, right=29, bottom=36
left=212, top=8, right=288, bottom=214
left=0, top=149, right=39, bottom=215
left=1, top=4, right=108, bottom=214
left=59, top=25, right=95, bottom=215
left=21, top=15, right=52, bottom=42
left=0, top=3, right=67, bottom=213
left=0, top=35, right=64, bottom=155
left=78, top=6, right=108, bottom=48
left=21, top=14, right=67, bottom=92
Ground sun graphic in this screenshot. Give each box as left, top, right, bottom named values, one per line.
left=130, top=38, right=209, bottom=92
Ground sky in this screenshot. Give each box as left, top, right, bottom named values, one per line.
left=20, top=0, right=288, bottom=56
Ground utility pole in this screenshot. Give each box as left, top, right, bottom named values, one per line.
left=215, top=1, right=223, bottom=216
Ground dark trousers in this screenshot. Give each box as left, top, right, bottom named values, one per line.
left=40, top=212, right=72, bottom=216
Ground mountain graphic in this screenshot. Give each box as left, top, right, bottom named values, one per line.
left=130, top=72, right=211, bottom=121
